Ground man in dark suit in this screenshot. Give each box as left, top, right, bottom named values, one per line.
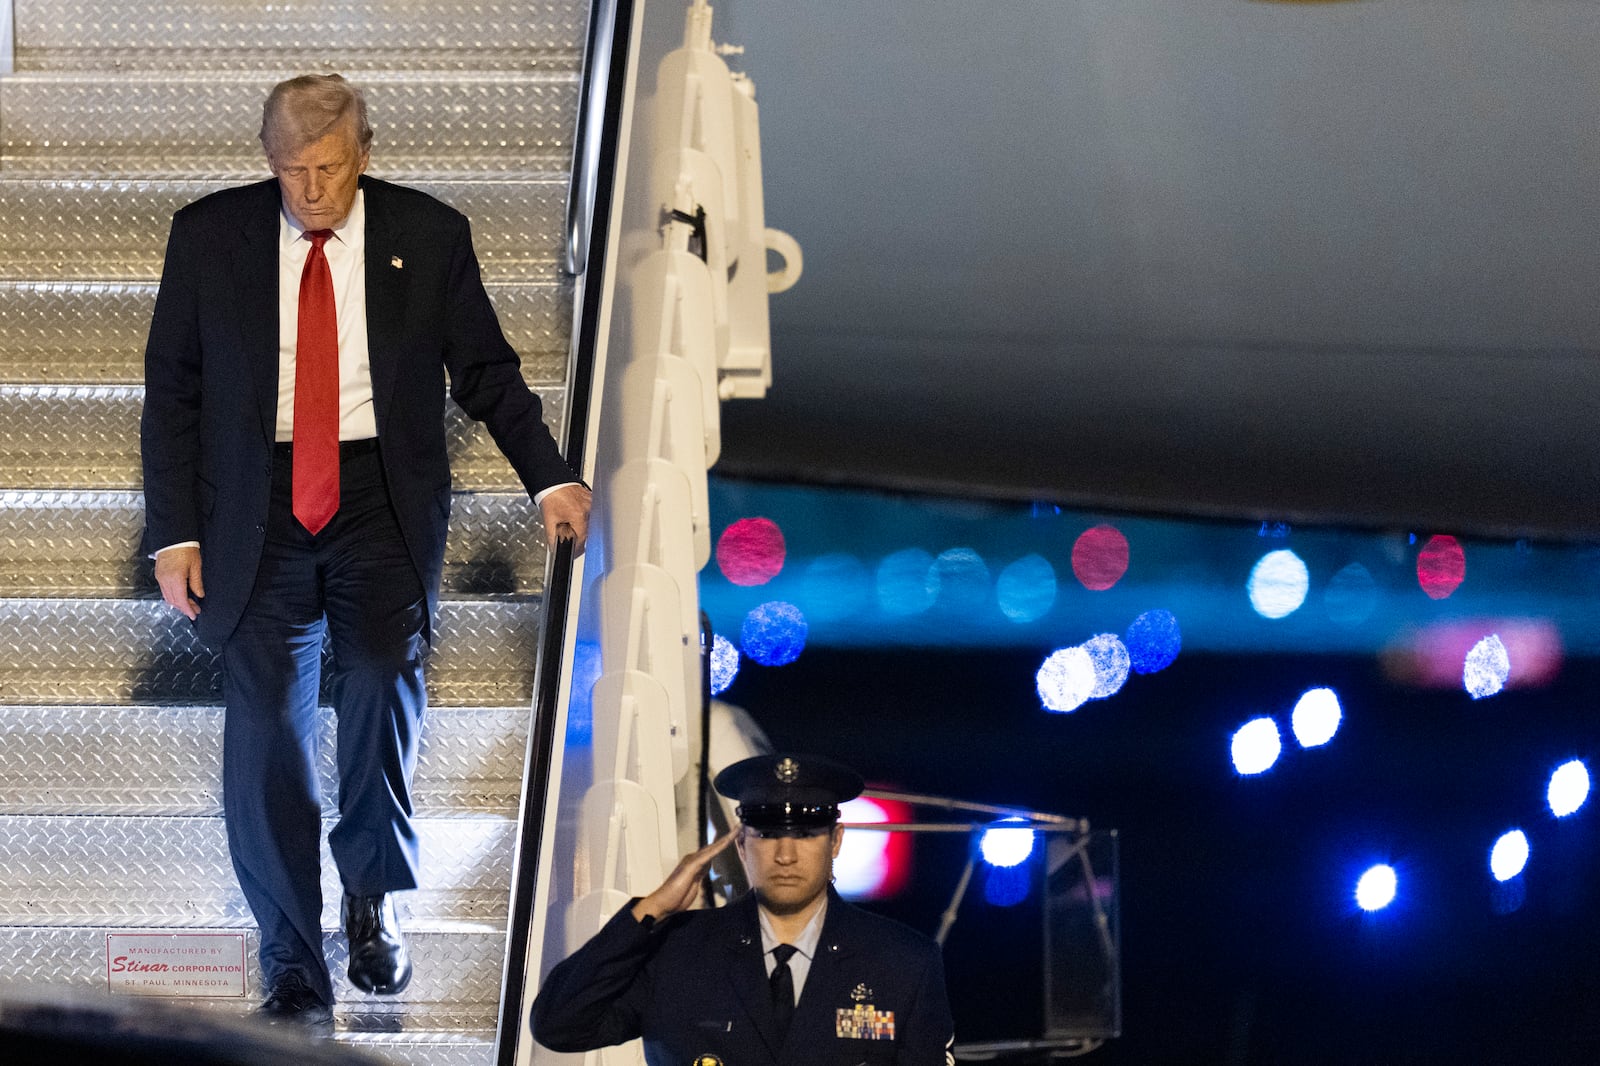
left=532, top=754, right=957, bottom=1065
left=140, top=73, right=590, bottom=1027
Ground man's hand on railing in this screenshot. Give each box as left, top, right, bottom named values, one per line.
left=539, top=483, right=593, bottom=555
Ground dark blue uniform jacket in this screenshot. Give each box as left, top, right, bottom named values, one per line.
left=533, top=888, right=955, bottom=1065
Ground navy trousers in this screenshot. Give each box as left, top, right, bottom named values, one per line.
left=221, top=440, right=428, bottom=1005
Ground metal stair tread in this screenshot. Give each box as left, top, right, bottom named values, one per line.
left=0, top=278, right=570, bottom=384
left=13, top=0, right=584, bottom=71
left=1, top=71, right=579, bottom=179
left=0, top=926, right=506, bottom=1009
left=0, top=812, right=515, bottom=928
left=0, top=489, right=551, bottom=598
left=0, top=597, right=541, bottom=706
left=0, top=703, right=530, bottom=816
left=0, top=178, right=571, bottom=282
left=0, top=382, right=564, bottom=492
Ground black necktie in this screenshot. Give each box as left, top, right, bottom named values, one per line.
left=769, top=943, right=799, bottom=1039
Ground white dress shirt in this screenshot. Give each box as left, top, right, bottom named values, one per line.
left=758, top=897, right=827, bottom=1004
left=277, top=190, right=377, bottom=442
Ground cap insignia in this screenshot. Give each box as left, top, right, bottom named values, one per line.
left=774, top=757, right=800, bottom=783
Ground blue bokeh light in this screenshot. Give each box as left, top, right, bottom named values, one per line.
left=983, top=861, right=1031, bottom=907
left=930, top=547, right=992, bottom=614
left=1125, top=609, right=1181, bottom=674
left=1489, top=829, right=1529, bottom=882
left=1291, top=688, right=1342, bottom=748
left=1248, top=549, right=1310, bottom=620
left=996, top=553, right=1057, bottom=623
left=876, top=548, right=936, bottom=616
left=1083, top=633, right=1131, bottom=699
left=740, top=601, right=809, bottom=666
left=1355, top=864, right=1398, bottom=911
left=801, top=552, right=870, bottom=622
left=709, top=634, right=740, bottom=695
left=1548, top=759, right=1590, bottom=818
left=1231, top=717, right=1282, bottom=775
left=980, top=818, right=1035, bottom=868
left=1325, top=561, right=1378, bottom=627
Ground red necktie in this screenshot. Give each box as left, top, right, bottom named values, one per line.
left=293, top=229, right=339, bottom=535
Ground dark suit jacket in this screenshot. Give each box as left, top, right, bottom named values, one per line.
left=140, top=175, right=576, bottom=648
left=532, top=888, right=956, bottom=1066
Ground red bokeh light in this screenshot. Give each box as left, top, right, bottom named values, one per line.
left=836, top=796, right=914, bottom=900
left=1417, top=535, right=1466, bottom=600
left=716, top=517, right=787, bottom=586
left=1071, top=524, right=1129, bottom=591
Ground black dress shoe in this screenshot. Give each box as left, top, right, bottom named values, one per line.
left=343, top=892, right=413, bottom=995
left=256, top=972, right=334, bottom=1031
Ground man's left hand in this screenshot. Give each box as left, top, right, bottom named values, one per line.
left=539, top=483, right=592, bottom=555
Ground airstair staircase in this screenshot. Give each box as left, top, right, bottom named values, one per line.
left=0, top=2, right=589, bottom=1062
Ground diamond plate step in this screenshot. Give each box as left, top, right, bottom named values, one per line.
left=0, top=926, right=503, bottom=1016
left=338, top=1037, right=495, bottom=1066
left=0, top=814, right=514, bottom=927
left=0, top=71, right=579, bottom=179
left=0, top=280, right=569, bottom=383
left=0, top=598, right=539, bottom=706
left=0, top=491, right=549, bottom=598
left=14, top=0, right=584, bottom=73
left=0, top=384, right=563, bottom=491
left=0, top=705, right=530, bottom=816
left=0, top=180, right=570, bottom=282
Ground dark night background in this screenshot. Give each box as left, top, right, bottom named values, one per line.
left=702, top=478, right=1600, bottom=1065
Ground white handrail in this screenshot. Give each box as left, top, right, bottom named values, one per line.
left=2, top=0, right=15, bottom=75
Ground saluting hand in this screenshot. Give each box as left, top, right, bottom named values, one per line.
left=631, top=832, right=736, bottom=924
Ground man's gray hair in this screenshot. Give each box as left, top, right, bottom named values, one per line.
left=260, top=73, right=374, bottom=160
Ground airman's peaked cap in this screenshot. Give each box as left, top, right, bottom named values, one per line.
left=713, top=753, right=864, bottom=830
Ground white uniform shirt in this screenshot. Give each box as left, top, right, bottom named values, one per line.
left=758, top=897, right=828, bottom=1004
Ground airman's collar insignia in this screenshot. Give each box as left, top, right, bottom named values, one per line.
left=774, top=757, right=800, bottom=783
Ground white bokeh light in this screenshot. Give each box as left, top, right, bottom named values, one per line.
left=1355, top=864, right=1397, bottom=911
left=980, top=818, right=1036, bottom=868
left=709, top=634, right=739, bottom=695
left=1083, top=633, right=1131, bottom=699
left=1489, top=829, right=1529, bottom=882
left=1548, top=759, right=1591, bottom=818
left=1231, top=717, right=1282, bottom=775
left=1248, top=550, right=1310, bottom=619
left=1037, top=647, right=1096, bottom=713
left=1291, top=688, right=1342, bottom=748
left=1463, top=634, right=1511, bottom=699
